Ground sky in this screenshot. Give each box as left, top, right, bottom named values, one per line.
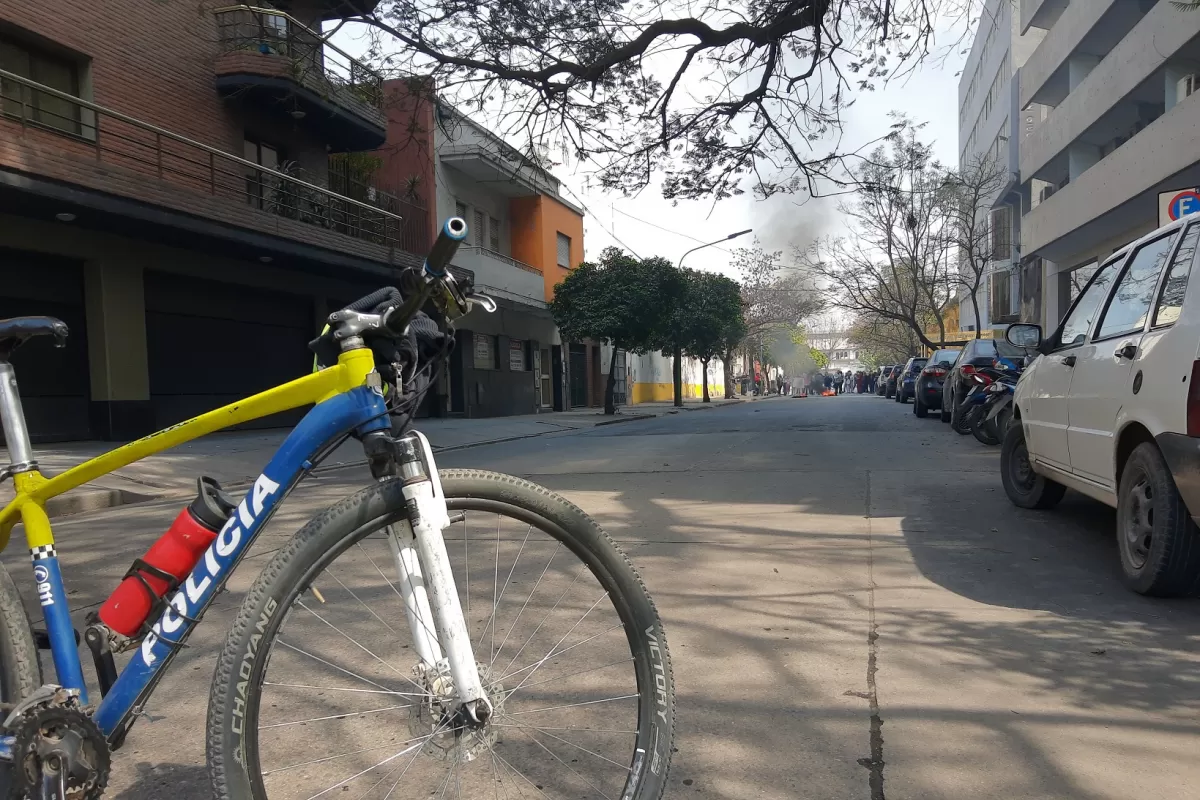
left=331, top=11, right=975, bottom=280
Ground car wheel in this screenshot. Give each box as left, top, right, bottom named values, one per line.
left=1000, top=423, right=1066, bottom=510
left=1116, top=442, right=1200, bottom=597
left=914, top=394, right=927, bottom=418
left=939, top=392, right=951, bottom=423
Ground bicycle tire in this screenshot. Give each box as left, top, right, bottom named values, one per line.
left=207, top=469, right=675, bottom=800
left=0, top=560, right=43, bottom=796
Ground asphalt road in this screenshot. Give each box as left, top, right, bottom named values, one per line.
left=15, top=393, right=1200, bottom=799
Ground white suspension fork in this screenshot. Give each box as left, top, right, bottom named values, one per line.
left=387, top=522, right=443, bottom=668
left=393, top=431, right=489, bottom=717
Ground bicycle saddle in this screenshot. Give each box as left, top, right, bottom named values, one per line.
left=0, top=316, right=69, bottom=357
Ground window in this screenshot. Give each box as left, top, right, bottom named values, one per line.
left=1153, top=224, right=1200, bottom=326
left=473, top=333, right=496, bottom=369
left=990, top=207, right=1012, bottom=261
left=556, top=232, right=571, bottom=268
left=990, top=269, right=1014, bottom=321
left=244, top=137, right=281, bottom=209
left=455, top=201, right=468, bottom=221
left=0, top=35, right=83, bottom=135
left=473, top=209, right=485, bottom=248
left=1057, top=259, right=1120, bottom=348
left=489, top=216, right=500, bottom=252
left=1096, top=232, right=1179, bottom=339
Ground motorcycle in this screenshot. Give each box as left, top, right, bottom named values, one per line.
left=971, top=355, right=1024, bottom=445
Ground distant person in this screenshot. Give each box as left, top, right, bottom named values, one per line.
left=833, top=372, right=844, bottom=395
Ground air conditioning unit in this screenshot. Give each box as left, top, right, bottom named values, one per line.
left=1039, top=185, right=1056, bottom=202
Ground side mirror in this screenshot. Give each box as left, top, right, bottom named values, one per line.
left=1006, top=323, right=1043, bottom=350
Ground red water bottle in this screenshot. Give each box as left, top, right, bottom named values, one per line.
left=98, top=477, right=235, bottom=637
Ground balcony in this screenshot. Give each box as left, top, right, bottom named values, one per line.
left=450, top=246, right=546, bottom=307
left=269, top=0, right=382, bottom=22
left=213, top=5, right=386, bottom=152
left=0, top=68, right=404, bottom=259
left=1020, top=0, right=1068, bottom=35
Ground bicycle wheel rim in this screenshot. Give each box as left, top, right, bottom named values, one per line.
left=235, top=492, right=661, bottom=800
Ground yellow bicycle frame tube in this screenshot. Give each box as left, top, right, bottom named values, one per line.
left=0, top=347, right=377, bottom=550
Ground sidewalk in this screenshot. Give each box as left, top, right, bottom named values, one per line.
left=0, top=396, right=756, bottom=515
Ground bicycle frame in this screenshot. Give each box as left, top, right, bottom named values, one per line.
left=0, top=346, right=390, bottom=751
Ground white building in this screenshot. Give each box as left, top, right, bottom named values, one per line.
left=808, top=331, right=862, bottom=373
left=957, top=0, right=1045, bottom=332
left=1018, top=0, right=1200, bottom=328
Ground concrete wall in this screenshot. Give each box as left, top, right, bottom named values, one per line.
left=1019, top=0, right=1120, bottom=110
left=453, top=303, right=558, bottom=417
left=1019, top=3, right=1200, bottom=184
left=626, top=351, right=726, bottom=403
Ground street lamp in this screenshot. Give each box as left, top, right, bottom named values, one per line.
left=677, top=228, right=753, bottom=268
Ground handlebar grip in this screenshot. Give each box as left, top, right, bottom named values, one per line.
left=424, top=217, right=469, bottom=277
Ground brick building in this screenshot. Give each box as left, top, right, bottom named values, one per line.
left=0, top=0, right=435, bottom=441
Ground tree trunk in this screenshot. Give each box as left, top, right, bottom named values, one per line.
left=603, top=344, right=619, bottom=415
left=672, top=345, right=683, bottom=407
left=701, top=358, right=711, bottom=402
left=971, top=289, right=982, bottom=339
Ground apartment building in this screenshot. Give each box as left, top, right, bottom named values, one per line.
left=427, top=103, right=588, bottom=417
left=1017, top=0, right=1200, bottom=328
left=0, top=0, right=434, bottom=441
left=957, top=0, right=1045, bottom=333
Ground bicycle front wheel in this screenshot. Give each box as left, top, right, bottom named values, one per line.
left=207, top=469, right=675, bottom=800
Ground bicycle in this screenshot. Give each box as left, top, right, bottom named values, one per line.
left=0, top=217, right=675, bottom=800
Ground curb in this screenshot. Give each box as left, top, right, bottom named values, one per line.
left=45, top=398, right=750, bottom=518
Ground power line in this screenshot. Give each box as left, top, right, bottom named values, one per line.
left=608, top=206, right=735, bottom=255
left=558, top=184, right=642, bottom=258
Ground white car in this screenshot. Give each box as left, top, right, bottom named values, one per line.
left=1001, top=213, right=1200, bottom=596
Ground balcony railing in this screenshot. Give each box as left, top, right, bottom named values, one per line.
left=214, top=5, right=383, bottom=112
left=0, top=68, right=403, bottom=248
left=327, top=167, right=431, bottom=254
left=458, top=246, right=542, bottom=275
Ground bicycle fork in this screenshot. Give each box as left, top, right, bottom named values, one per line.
left=387, top=432, right=490, bottom=723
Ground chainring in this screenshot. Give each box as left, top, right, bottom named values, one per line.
left=10, top=705, right=110, bottom=800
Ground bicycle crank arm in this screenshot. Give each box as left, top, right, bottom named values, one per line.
left=394, top=432, right=490, bottom=720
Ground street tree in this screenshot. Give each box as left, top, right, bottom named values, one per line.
left=942, top=152, right=1010, bottom=338
left=795, top=120, right=955, bottom=350
left=348, top=1, right=977, bottom=200
left=847, top=314, right=922, bottom=368
left=733, top=241, right=822, bottom=384
left=680, top=272, right=746, bottom=403
left=550, top=247, right=679, bottom=414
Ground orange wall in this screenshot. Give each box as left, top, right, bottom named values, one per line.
left=509, top=194, right=584, bottom=301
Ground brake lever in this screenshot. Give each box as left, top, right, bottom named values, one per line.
left=469, top=294, right=497, bottom=313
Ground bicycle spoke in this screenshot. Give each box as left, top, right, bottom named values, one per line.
left=263, top=740, right=426, bottom=776
left=491, top=543, right=560, bottom=668
left=497, top=623, right=625, bottom=685
left=295, top=600, right=427, bottom=693
left=274, top=639, right=421, bottom=697
left=505, top=592, right=611, bottom=694
left=498, top=715, right=632, bottom=769
left=302, top=719, right=450, bottom=800
left=262, top=681, right=426, bottom=697
left=499, top=562, right=587, bottom=678
left=489, top=742, right=553, bottom=800
left=509, top=725, right=614, bottom=800
left=325, top=565, right=401, bottom=637
left=504, top=695, right=639, bottom=717
left=480, top=521, right=535, bottom=663
left=260, top=702, right=414, bottom=730
left=513, top=657, right=634, bottom=693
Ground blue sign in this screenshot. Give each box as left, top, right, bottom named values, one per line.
left=1169, top=191, right=1200, bottom=221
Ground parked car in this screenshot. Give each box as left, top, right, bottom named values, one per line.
left=894, top=357, right=927, bottom=403
left=1001, top=213, right=1200, bottom=596
left=940, top=338, right=1027, bottom=426
left=882, top=365, right=899, bottom=398
left=913, top=349, right=959, bottom=418
left=877, top=365, right=896, bottom=397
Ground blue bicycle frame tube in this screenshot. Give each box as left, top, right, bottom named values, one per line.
left=33, top=552, right=89, bottom=704
left=91, top=385, right=389, bottom=739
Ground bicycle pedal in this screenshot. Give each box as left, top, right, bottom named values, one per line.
left=33, top=628, right=81, bottom=650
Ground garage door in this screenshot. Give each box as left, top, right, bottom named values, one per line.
left=0, top=250, right=89, bottom=442
left=145, top=271, right=314, bottom=430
